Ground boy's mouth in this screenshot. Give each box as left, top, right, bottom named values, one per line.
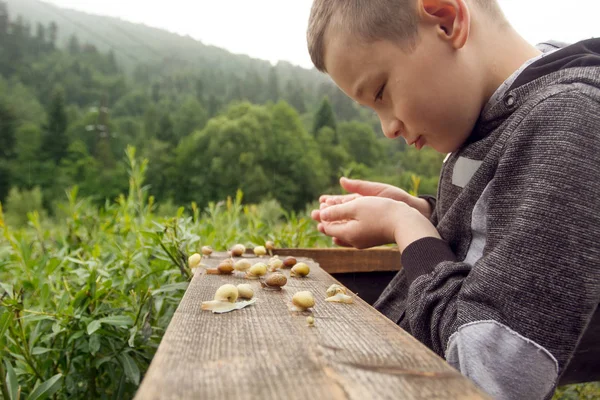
left=410, top=135, right=425, bottom=150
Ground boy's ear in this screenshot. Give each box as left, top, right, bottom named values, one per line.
left=418, top=0, right=470, bottom=49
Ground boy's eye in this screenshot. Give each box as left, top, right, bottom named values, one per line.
left=375, top=84, right=386, bottom=102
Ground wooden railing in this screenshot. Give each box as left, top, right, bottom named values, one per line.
left=134, top=249, right=490, bottom=399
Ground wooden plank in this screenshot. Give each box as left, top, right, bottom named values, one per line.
left=135, top=253, right=489, bottom=400
left=272, top=247, right=402, bottom=274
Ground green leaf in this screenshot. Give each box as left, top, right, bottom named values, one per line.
left=67, top=330, right=85, bottom=344
left=86, top=320, right=101, bottom=335
left=128, top=326, right=138, bottom=347
left=98, top=315, right=134, bottom=327
left=119, top=353, right=140, bottom=385
left=89, top=334, right=100, bottom=356
left=5, top=360, right=19, bottom=400
left=31, top=347, right=53, bottom=355
left=26, top=373, right=62, bottom=400
left=64, top=257, right=85, bottom=265
left=0, top=282, right=13, bottom=298
left=0, top=310, right=13, bottom=338
left=151, top=282, right=188, bottom=296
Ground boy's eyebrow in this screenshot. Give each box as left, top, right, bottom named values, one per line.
left=353, top=78, right=369, bottom=99
left=353, top=73, right=380, bottom=100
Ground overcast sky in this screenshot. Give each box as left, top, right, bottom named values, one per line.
left=44, top=0, right=600, bottom=69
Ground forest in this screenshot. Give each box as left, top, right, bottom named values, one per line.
left=0, top=0, right=444, bottom=225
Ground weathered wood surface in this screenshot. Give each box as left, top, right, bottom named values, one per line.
left=135, top=252, right=489, bottom=400
left=272, top=247, right=402, bottom=274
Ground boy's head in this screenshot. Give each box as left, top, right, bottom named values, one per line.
left=307, top=0, right=511, bottom=153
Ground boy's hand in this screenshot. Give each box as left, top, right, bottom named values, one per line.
left=312, top=177, right=433, bottom=247
left=313, top=177, right=432, bottom=220
left=318, top=197, right=440, bottom=251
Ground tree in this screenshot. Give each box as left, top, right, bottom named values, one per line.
left=107, top=49, right=118, bottom=73
left=68, top=35, right=80, bottom=54
left=207, top=94, right=222, bottom=118
left=156, top=112, right=175, bottom=143
left=48, top=22, right=58, bottom=48
left=316, top=126, right=351, bottom=187
left=0, top=1, right=8, bottom=37
left=42, top=87, right=69, bottom=163
left=10, top=123, right=45, bottom=189
left=312, top=96, right=337, bottom=138
left=285, top=80, right=306, bottom=114
left=174, top=102, right=327, bottom=210
left=338, top=121, right=385, bottom=167
left=113, top=91, right=151, bottom=118
left=0, top=100, right=17, bottom=159
left=34, top=23, right=47, bottom=53
left=151, top=83, right=161, bottom=103
left=267, top=67, right=280, bottom=103
left=173, top=97, right=208, bottom=139
left=195, top=78, right=204, bottom=103
left=0, top=99, right=17, bottom=202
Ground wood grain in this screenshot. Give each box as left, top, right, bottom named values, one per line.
left=135, top=252, right=489, bottom=400
left=272, top=247, right=402, bottom=274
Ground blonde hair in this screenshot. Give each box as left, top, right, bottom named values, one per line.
left=307, top=0, right=503, bottom=72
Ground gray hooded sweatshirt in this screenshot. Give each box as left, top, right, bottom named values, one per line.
left=374, top=38, right=600, bottom=400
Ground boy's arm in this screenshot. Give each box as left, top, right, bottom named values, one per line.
left=392, top=92, right=600, bottom=399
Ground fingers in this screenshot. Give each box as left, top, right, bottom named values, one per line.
left=321, top=219, right=356, bottom=239
left=320, top=202, right=355, bottom=222
left=320, top=194, right=360, bottom=204
left=317, top=223, right=326, bottom=234
left=333, top=237, right=353, bottom=247
left=325, top=194, right=360, bottom=206
left=311, top=209, right=321, bottom=222
left=317, top=221, right=353, bottom=247
left=340, top=177, right=386, bottom=196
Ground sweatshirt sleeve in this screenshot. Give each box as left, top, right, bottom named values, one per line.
left=401, top=91, right=600, bottom=399
left=418, top=195, right=438, bottom=225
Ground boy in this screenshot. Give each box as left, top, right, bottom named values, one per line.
left=307, top=0, right=600, bottom=399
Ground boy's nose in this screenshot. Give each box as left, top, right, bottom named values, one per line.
left=382, top=118, right=403, bottom=140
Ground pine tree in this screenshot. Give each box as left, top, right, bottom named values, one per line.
left=0, top=100, right=17, bottom=159
left=68, top=35, right=80, bottom=54
left=285, top=80, right=306, bottom=114
left=156, top=113, right=175, bottom=143
left=107, top=49, right=118, bottom=73
left=195, top=78, right=204, bottom=103
left=312, top=96, right=337, bottom=139
left=267, top=67, right=280, bottom=103
left=42, top=87, right=69, bottom=163
left=48, top=22, right=58, bottom=48
left=207, top=95, right=222, bottom=118
left=35, top=23, right=46, bottom=53
left=0, top=1, right=8, bottom=37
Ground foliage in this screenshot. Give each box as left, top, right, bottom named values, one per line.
left=3, top=186, right=45, bottom=226
left=553, top=382, right=600, bottom=400
left=313, top=96, right=337, bottom=137
left=0, top=3, right=449, bottom=215
left=0, top=148, right=330, bottom=399
left=174, top=101, right=328, bottom=211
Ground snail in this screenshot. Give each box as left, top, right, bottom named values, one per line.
left=290, top=263, right=310, bottom=277
left=290, top=291, right=315, bottom=312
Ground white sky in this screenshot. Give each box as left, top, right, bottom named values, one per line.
left=44, top=0, right=600, bottom=69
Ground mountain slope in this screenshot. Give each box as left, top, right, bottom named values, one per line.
left=5, top=0, right=330, bottom=87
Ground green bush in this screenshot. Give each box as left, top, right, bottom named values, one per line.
left=0, top=147, right=329, bottom=399
left=4, top=186, right=46, bottom=227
